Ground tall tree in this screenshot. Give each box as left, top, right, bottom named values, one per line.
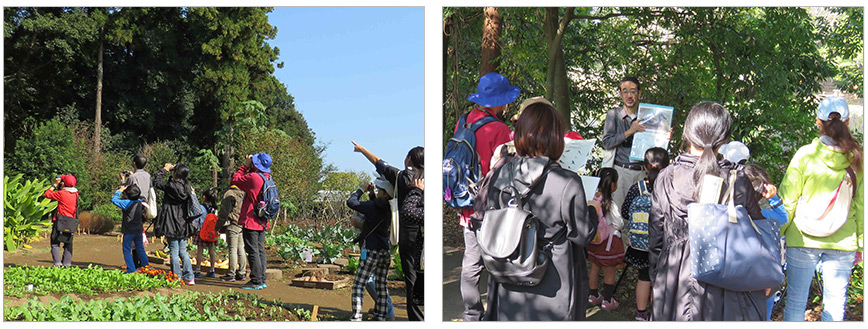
left=543, top=7, right=575, bottom=124
left=480, top=7, right=503, bottom=76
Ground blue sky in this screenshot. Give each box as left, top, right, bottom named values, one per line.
left=267, top=7, right=424, bottom=174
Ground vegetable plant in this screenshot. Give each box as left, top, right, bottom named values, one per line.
left=4, top=174, right=57, bottom=251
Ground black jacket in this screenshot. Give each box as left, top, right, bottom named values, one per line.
left=153, top=169, right=194, bottom=240
left=347, top=189, right=391, bottom=250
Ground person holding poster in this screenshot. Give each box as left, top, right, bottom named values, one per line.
left=601, top=76, right=647, bottom=208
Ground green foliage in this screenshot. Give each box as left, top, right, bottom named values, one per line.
left=2, top=265, right=181, bottom=297
left=6, top=118, right=94, bottom=206
left=237, top=129, right=323, bottom=207
left=90, top=203, right=122, bottom=223
left=3, top=290, right=300, bottom=321
left=3, top=175, right=57, bottom=251
left=391, top=250, right=404, bottom=281
left=265, top=224, right=356, bottom=264
left=345, top=256, right=360, bottom=275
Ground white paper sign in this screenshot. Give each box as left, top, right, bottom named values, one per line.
left=579, top=175, right=601, bottom=202
left=629, top=103, right=674, bottom=161
left=559, top=138, right=596, bottom=173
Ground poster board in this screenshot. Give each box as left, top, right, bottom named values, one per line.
left=630, top=103, right=674, bottom=161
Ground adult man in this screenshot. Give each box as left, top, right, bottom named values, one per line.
left=123, top=153, right=151, bottom=268
left=456, top=72, right=518, bottom=321
left=231, top=153, right=273, bottom=290
left=601, top=76, right=647, bottom=208
left=126, top=153, right=151, bottom=194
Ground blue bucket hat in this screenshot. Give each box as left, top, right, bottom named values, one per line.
left=467, top=72, right=521, bottom=107
left=817, top=96, right=849, bottom=121
left=252, top=153, right=273, bottom=173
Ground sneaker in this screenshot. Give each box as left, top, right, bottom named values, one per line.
left=220, top=275, right=236, bottom=282
left=601, top=298, right=619, bottom=310
left=185, top=279, right=196, bottom=285
left=634, top=311, right=649, bottom=321
left=206, top=271, right=216, bottom=278
left=194, top=271, right=203, bottom=278
left=235, top=273, right=247, bottom=281
left=588, top=293, right=603, bottom=305
left=240, top=281, right=265, bottom=290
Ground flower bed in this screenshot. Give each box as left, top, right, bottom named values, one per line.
left=3, top=264, right=181, bottom=297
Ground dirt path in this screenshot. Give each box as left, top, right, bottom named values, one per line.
left=3, top=233, right=416, bottom=320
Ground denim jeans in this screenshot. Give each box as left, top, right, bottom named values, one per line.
left=365, top=272, right=395, bottom=318
left=122, top=233, right=149, bottom=273
left=168, top=238, right=194, bottom=281
left=783, top=247, right=856, bottom=321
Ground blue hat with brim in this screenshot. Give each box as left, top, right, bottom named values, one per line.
left=252, top=153, right=272, bottom=173
left=467, top=72, right=521, bottom=107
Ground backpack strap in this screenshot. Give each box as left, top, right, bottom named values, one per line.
left=815, top=166, right=858, bottom=222
left=846, top=166, right=857, bottom=197
left=638, top=180, right=649, bottom=196
left=465, top=110, right=498, bottom=133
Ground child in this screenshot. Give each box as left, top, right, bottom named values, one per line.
left=192, top=188, right=218, bottom=278
left=350, top=211, right=396, bottom=320
left=219, top=185, right=248, bottom=282
left=620, top=147, right=670, bottom=320
left=112, top=184, right=150, bottom=273
left=587, top=167, right=626, bottom=310
left=744, top=163, right=789, bottom=321
left=346, top=177, right=393, bottom=321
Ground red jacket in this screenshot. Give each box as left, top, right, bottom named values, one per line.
left=231, top=165, right=271, bottom=231
left=455, top=107, right=513, bottom=227
left=44, top=188, right=78, bottom=221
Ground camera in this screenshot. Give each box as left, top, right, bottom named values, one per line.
left=121, top=170, right=132, bottom=186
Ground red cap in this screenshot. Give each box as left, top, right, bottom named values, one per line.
left=60, top=174, right=77, bottom=187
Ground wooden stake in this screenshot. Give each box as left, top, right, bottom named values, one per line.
left=311, top=305, right=319, bottom=321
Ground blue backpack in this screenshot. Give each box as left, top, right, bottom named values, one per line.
left=627, top=180, right=652, bottom=251
left=255, top=173, right=280, bottom=220
left=442, top=112, right=497, bottom=208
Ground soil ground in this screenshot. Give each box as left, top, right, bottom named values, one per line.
left=3, top=233, right=418, bottom=321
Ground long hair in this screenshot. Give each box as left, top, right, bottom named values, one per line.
left=407, top=146, right=424, bottom=169
left=820, top=112, right=863, bottom=172
left=202, top=187, right=218, bottom=206
left=172, top=164, right=192, bottom=197
left=596, top=167, right=619, bottom=217
left=644, top=147, right=670, bottom=187
left=514, top=102, right=566, bottom=160
left=681, top=102, right=732, bottom=196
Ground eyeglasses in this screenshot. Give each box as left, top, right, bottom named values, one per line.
left=620, top=89, right=639, bottom=96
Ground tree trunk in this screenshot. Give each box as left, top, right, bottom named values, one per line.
left=480, top=7, right=503, bottom=76
left=444, top=13, right=452, bottom=119
left=93, top=29, right=104, bottom=153
left=543, top=7, right=575, bottom=127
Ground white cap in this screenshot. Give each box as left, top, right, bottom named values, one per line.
left=817, top=96, right=849, bottom=121
left=719, top=141, right=750, bottom=164
left=374, top=176, right=395, bottom=198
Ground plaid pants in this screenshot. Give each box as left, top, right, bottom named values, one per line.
left=352, top=248, right=390, bottom=321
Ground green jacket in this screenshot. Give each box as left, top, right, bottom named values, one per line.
left=779, top=138, right=863, bottom=252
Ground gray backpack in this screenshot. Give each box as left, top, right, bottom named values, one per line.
left=476, top=163, right=564, bottom=286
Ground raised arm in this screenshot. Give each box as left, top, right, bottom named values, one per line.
left=352, top=141, right=381, bottom=166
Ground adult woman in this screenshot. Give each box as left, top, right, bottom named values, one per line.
left=352, top=142, right=425, bottom=321
left=648, top=101, right=767, bottom=320
left=779, top=96, right=863, bottom=321
left=483, top=101, right=594, bottom=321
left=44, top=174, right=79, bottom=267
left=154, top=163, right=195, bottom=285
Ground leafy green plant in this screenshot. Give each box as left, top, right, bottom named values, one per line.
left=90, top=203, right=122, bottom=223
left=3, top=264, right=181, bottom=297
left=345, top=256, right=360, bottom=275
left=392, top=250, right=404, bottom=281
left=4, top=290, right=300, bottom=321
left=4, top=174, right=57, bottom=251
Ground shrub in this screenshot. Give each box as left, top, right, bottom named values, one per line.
left=3, top=174, right=56, bottom=251
left=77, top=211, right=115, bottom=234
left=90, top=203, right=122, bottom=223
left=237, top=129, right=322, bottom=207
